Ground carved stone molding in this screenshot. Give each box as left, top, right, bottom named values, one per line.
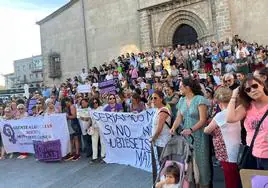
left=158, top=10, right=208, bottom=47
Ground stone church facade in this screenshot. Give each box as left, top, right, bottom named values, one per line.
left=37, top=0, right=268, bottom=86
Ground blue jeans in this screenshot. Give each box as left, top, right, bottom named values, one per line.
left=257, top=158, right=268, bottom=170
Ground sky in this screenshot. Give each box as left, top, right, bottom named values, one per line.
left=0, top=0, right=70, bottom=86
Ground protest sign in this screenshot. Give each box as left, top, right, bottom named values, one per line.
left=199, top=73, right=207, bottom=79
left=251, top=175, right=268, bottom=188
left=98, top=79, right=119, bottom=94
left=27, top=98, right=37, bottom=116
left=77, top=84, right=91, bottom=93
left=240, top=169, right=268, bottom=188
left=33, top=139, right=62, bottom=161
left=0, top=114, right=70, bottom=157
left=90, top=109, right=156, bottom=172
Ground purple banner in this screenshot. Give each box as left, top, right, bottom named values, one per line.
left=99, top=79, right=117, bottom=94
left=33, top=139, right=62, bottom=161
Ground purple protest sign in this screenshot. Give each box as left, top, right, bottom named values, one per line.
left=251, top=175, right=268, bottom=188
left=27, top=99, right=37, bottom=116
left=33, top=139, right=62, bottom=161
left=99, top=79, right=119, bottom=94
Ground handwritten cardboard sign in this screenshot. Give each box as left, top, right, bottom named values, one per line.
left=33, top=139, right=62, bottom=161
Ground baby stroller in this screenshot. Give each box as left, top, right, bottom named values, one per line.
left=151, top=135, right=199, bottom=188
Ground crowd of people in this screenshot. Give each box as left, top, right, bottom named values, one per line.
left=1, top=35, right=268, bottom=188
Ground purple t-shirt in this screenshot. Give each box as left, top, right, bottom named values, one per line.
left=104, top=103, right=123, bottom=112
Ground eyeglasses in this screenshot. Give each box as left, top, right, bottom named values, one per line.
left=244, top=84, right=259, bottom=93
left=109, top=97, right=115, bottom=100
left=225, top=79, right=232, bottom=83
left=18, top=108, right=24, bottom=110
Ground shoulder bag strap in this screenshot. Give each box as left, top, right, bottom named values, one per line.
left=249, top=110, right=268, bottom=149
left=158, top=109, right=172, bottom=129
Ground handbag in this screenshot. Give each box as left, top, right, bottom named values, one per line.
left=237, top=110, right=268, bottom=170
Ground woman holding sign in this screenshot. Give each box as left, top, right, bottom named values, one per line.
left=151, top=91, right=171, bottom=161
left=89, top=98, right=106, bottom=163
left=104, top=94, right=123, bottom=112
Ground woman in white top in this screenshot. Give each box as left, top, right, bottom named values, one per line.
left=89, top=97, right=106, bottom=163
left=151, top=91, right=171, bottom=161
left=45, top=99, right=59, bottom=115
left=204, top=87, right=241, bottom=188
left=16, top=104, right=29, bottom=159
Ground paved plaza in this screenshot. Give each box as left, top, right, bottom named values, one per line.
left=0, top=155, right=224, bottom=188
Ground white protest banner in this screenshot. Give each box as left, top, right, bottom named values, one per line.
left=0, top=113, right=70, bottom=156
left=77, top=84, right=91, bottom=93
left=90, top=109, right=156, bottom=172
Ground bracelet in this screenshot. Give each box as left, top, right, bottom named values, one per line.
left=189, top=128, right=193, bottom=133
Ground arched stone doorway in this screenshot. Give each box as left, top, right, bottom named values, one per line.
left=172, top=24, right=198, bottom=46
left=158, top=10, right=209, bottom=47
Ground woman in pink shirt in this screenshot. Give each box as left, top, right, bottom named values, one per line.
left=226, top=75, right=268, bottom=170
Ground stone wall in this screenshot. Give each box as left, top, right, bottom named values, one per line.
left=140, top=0, right=215, bottom=49
left=83, top=0, right=141, bottom=67
left=229, top=0, right=268, bottom=44
left=39, top=1, right=87, bottom=86
left=214, top=0, right=232, bottom=41
left=139, top=0, right=169, bottom=9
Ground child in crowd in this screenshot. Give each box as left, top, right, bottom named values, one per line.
left=156, top=163, right=180, bottom=188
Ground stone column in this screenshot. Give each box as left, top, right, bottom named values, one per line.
left=139, top=10, right=152, bottom=52
left=214, top=0, right=232, bottom=41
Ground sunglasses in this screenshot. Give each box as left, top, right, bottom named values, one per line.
left=109, top=97, right=115, bottom=100
left=152, top=97, right=158, bottom=100
left=93, top=101, right=98, bottom=104
left=244, top=84, right=259, bottom=93
left=18, top=108, right=24, bottom=110
left=37, top=103, right=42, bottom=105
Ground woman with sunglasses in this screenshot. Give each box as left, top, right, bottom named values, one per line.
left=36, top=99, right=45, bottom=116
left=151, top=91, right=171, bottom=162
left=170, top=77, right=211, bottom=188
left=89, top=98, right=106, bottom=163
left=104, top=94, right=123, bottom=112
left=226, top=75, right=268, bottom=170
